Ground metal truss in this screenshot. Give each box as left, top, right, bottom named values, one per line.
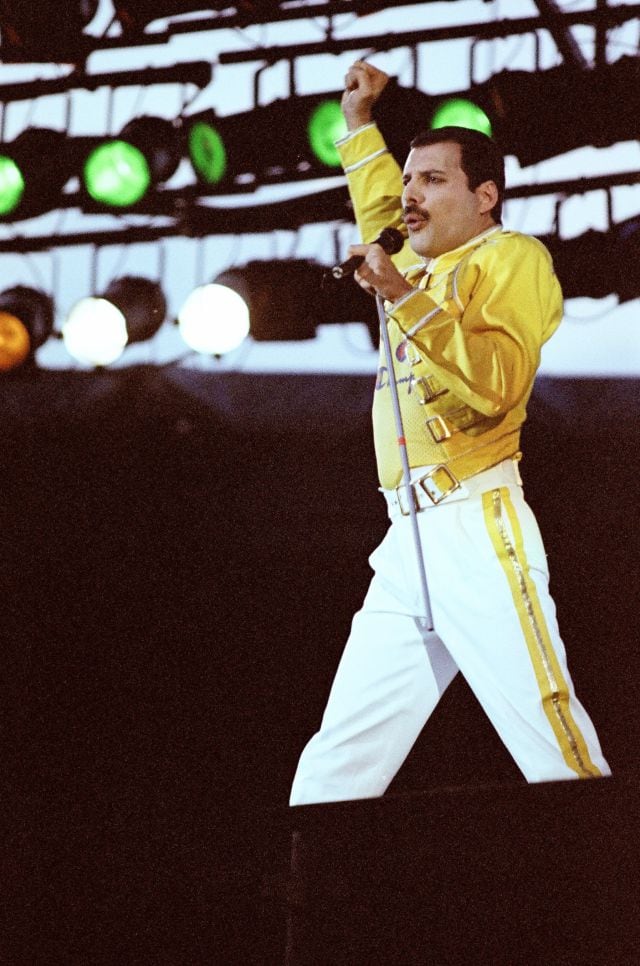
left=0, top=62, right=211, bottom=104
left=0, top=168, right=638, bottom=253
left=218, top=4, right=640, bottom=65
left=531, top=0, right=589, bottom=68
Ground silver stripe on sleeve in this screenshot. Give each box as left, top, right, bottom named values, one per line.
left=343, top=147, right=389, bottom=173
left=452, top=262, right=464, bottom=312
left=389, top=288, right=420, bottom=313
left=334, top=122, right=377, bottom=147
left=405, top=305, right=443, bottom=338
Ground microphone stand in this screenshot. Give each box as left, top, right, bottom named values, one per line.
left=376, top=293, right=434, bottom=632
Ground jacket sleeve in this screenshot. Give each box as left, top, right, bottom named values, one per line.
left=387, top=236, right=563, bottom=417
left=336, top=122, right=417, bottom=274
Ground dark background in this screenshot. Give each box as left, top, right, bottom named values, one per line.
left=3, top=367, right=638, bottom=964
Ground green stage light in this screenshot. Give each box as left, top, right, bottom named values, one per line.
left=186, top=95, right=350, bottom=192
left=307, top=99, right=348, bottom=168
left=431, top=98, right=493, bottom=137
left=0, top=129, right=72, bottom=220
left=82, top=117, right=182, bottom=210
left=188, top=120, right=227, bottom=185
left=0, top=156, right=25, bottom=216
left=83, top=140, right=151, bottom=208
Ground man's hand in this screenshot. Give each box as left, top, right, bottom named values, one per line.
left=341, top=60, right=391, bottom=131
left=348, top=244, right=414, bottom=302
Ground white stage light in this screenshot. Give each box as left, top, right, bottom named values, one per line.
left=62, top=297, right=128, bottom=366
left=178, top=283, right=250, bottom=356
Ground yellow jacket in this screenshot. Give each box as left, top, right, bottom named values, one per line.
left=336, top=122, right=563, bottom=490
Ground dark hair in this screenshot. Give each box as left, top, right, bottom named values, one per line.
left=410, top=126, right=505, bottom=222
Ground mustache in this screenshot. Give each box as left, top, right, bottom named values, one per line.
left=403, top=205, right=429, bottom=219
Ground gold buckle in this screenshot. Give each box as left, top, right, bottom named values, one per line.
left=395, top=482, right=420, bottom=517
left=417, top=465, right=461, bottom=505
left=417, top=375, right=448, bottom=404
left=426, top=414, right=451, bottom=443
left=394, top=465, right=460, bottom=513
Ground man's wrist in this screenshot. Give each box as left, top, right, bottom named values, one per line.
left=383, top=279, right=414, bottom=303
left=345, top=110, right=373, bottom=131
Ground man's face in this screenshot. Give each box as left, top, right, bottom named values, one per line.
left=401, top=141, right=495, bottom=259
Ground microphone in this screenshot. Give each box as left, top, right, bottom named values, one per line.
left=331, top=227, right=404, bottom=279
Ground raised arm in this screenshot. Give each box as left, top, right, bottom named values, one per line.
left=336, top=62, right=415, bottom=271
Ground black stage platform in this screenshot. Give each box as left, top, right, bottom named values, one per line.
left=3, top=368, right=638, bottom=964
left=283, top=776, right=639, bottom=966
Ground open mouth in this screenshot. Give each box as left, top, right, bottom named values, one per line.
left=404, top=213, right=428, bottom=230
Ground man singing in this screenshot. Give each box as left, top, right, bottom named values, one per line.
left=290, top=61, right=610, bottom=805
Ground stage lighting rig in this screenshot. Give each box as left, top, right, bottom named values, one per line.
left=542, top=215, right=640, bottom=304
left=0, top=286, right=54, bottom=371
left=212, top=261, right=328, bottom=342
left=178, top=259, right=379, bottom=349
left=82, top=117, right=182, bottom=210
left=0, top=129, right=75, bottom=220
left=372, top=56, right=640, bottom=168
left=114, top=1, right=274, bottom=35
left=104, top=276, right=167, bottom=343
left=178, top=284, right=251, bottom=357
left=186, top=113, right=228, bottom=189
left=63, top=277, right=166, bottom=366
left=0, top=0, right=98, bottom=63
left=185, top=93, right=348, bottom=191
left=429, top=98, right=492, bottom=138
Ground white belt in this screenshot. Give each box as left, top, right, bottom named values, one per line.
left=381, top=458, right=522, bottom=517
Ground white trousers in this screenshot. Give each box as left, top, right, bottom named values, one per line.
left=290, top=460, right=610, bottom=805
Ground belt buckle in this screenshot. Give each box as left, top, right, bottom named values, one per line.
left=395, top=482, right=419, bottom=517
left=417, top=465, right=460, bottom=505
left=426, top=414, right=452, bottom=443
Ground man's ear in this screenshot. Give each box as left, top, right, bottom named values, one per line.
left=476, top=179, right=499, bottom=215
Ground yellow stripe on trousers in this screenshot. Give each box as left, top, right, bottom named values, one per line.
left=482, top=487, right=601, bottom=779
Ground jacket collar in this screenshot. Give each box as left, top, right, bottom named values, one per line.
left=421, top=225, right=503, bottom=275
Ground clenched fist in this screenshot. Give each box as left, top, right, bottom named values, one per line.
left=341, top=60, right=391, bottom=131
left=348, top=244, right=413, bottom=302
